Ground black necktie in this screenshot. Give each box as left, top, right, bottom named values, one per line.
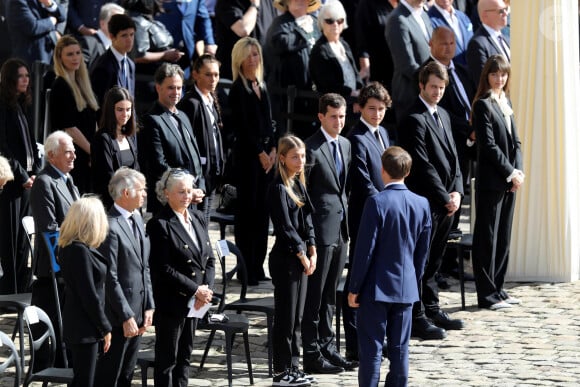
left=433, top=111, right=452, bottom=149
left=65, top=176, right=78, bottom=200
left=374, top=130, right=385, bottom=150
left=129, top=214, right=141, bottom=250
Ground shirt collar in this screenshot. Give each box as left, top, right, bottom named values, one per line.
left=96, top=29, right=112, bottom=49
left=320, top=127, right=339, bottom=143
left=400, top=0, right=424, bottom=16
left=113, top=203, right=134, bottom=220
left=360, top=117, right=379, bottom=134
left=419, top=95, right=438, bottom=115
left=433, top=3, right=455, bottom=19
left=110, top=46, right=126, bottom=62
left=195, top=85, right=213, bottom=107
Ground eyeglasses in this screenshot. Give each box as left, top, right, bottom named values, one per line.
left=324, top=18, right=345, bottom=25
left=485, top=6, right=510, bottom=15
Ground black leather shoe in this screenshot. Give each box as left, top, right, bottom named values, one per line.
left=411, top=317, right=447, bottom=340
left=324, top=351, right=358, bottom=371
left=345, top=350, right=358, bottom=362
left=303, top=357, right=344, bottom=374
left=427, top=310, right=464, bottom=330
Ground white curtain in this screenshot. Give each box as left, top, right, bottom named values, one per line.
left=508, top=0, right=580, bottom=281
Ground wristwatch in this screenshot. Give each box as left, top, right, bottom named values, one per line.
left=250, top=3, right=260, bottom=11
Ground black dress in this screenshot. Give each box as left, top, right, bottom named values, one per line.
left=50, top=76, right=97, bottom=194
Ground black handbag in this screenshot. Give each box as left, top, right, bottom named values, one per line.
left=132, top=14, right=174, bottom=52
left=217, top=184, right=237, bottom=215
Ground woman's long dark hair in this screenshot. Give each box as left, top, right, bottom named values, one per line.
left=99, top=86, right=137, bottom=138
left=0, top=58, right=32, bottom=108
left=470, top=54, right=511, bottom=123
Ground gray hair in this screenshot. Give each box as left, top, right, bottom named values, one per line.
left=317, top=1, right=348, bottom=30
left=100, top=2, right=125, bottom=22
left=0, top=155, right=14, bottom=182
left=44, top=130, right=73, bottom=157
left=155, top=168, right=195, bottom=205
left=108, top=167, right=146, bottom=200
left=154, top=63, right=184, bottom=85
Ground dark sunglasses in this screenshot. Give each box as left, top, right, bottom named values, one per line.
left=163, top=168, right=188, bottom=189
left=324, top=18, right=345, bottom=25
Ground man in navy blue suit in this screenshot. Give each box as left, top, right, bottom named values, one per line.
left=91, top=13, right=136, bottom=108
left=348, top=146, right=431, bottom=387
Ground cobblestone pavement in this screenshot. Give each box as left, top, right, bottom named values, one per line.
left=2, top=221, right=580, bottom=386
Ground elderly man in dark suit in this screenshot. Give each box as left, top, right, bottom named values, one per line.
left=348, top=146, right=431, bottom=387
left=343, top=82, right=393, bottom=362
left=302, top=93, right=356, bottom=374
left=466, top=0, right=510, bottom=84
left=138, top=63, right=206, bottom=215
left=385, top=0, right=433, bottom=123
left=5, top=0, right=66, bottom=66
left=398, top=62, right=465, bottom=340
left=94, top=167, right=154, bottom=387
left=90, top=13, right=136, bottom=107
left=30, top=130, right=79, bottom=368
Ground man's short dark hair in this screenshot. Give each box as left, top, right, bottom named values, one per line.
left=357, top=81, right=392, bottom=109
left=418, top=61, right=449, bottom=87
left=154, top=63, right=184, bottom=85
left=318, top=93, right=346, bottom=115
left=108, top=14, right=136, bottom=37
left=382, top=146, right=412, bottom=179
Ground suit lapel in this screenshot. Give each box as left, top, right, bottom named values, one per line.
left=169, top=213, right=200, bottom=255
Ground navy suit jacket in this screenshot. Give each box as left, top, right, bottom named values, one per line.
left=146, top=205, right=215, bottom=319
left=349, top=184, right=431, bottom=304
left=472, top=95, right=522, bottom=192
left=398, top=98, right=463, bottom=213
left=304, top=129, right=351, bottom=246
left=61, top=241, right=112, bottom=344
left=67, top=0, right=104, bottom=31
left=346, top=120, right=391, bottom=245
left=30, top=165, right=79, bottom=278
left=155, top=0, right=215, bottom=60
left=428, top=6, right=474, bottom=66
left=467, top=26, right=510, bottom=85
left=90, top=49, right=136, bottom=105
left=138, top=101, right=206, bottom=213
left=385, top=4, right=433, bottom=112
left=99, top=206, right=154, bottom=327
left=6, top=0, right=65, bottom=66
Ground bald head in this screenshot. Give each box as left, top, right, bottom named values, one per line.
left=478, top=0, right=509, bottom=31
left=429, top=26, right=456, bottom=65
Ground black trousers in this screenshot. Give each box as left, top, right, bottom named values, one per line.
left=472, top=190, right=516, bottom=307
left=302, top=239, right=347, bottom=360
left=269, top=247, right=307, bottom=372
left=69, top=341, right=99, bottom=387
left=413, top=210, right=454, bottom=319
left=95, top=325, right=142, bottom=387
left=153, top=313, right=196, bottom=387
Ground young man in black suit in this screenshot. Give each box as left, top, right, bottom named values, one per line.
left=90, top=13, right=136, bottom=108
left=302, top=93, right=356, bottom=374
left=94, top=167, right=154, bottom=387
left=138, top=63, right=206, bottom=215
left=398, top=62, right=465, bottom=340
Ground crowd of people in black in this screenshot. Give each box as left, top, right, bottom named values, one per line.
left=0, top=0, right=526, bottom=386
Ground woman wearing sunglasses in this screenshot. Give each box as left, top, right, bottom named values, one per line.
left=309, top=1, right=363, bottom=116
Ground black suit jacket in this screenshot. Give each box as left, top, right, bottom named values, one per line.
left=138, top=101, right=205, bottom=213
left=90, top=131, right=140, bottom=208
left=30, top=165, right=79, bottom=277
left=146, top=205, right=215, bottom=318
left=472, top=95, right=522, bottom=192
left=304, top=129, right=351, bottom=245
left=309, top=35, right=363, bottom=99
left=398, top=98, right=463, bottom=213
left=0, top=102, right=41, bottom=177
left=467, top=26, right=510, bottom=85
left=177, top=88, right=225, bottom=180
left=90, top=48, right=136, bottom=106
left=99, top=206, right=154, bottom=327
left=61, top=241, right=112, bottom=344
left=346, top=120, right=391, bottom=245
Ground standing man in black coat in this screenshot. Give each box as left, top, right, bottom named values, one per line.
left=302, top=93, right=356, bottom=374
left=398, top=62, right=465, bottom=340
left=138, top=63, right=205, bottom=215
left=95, top=167, right=154, bottom=387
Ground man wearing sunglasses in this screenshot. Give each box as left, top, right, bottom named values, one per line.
left=466, top=0, right=510, bottom=85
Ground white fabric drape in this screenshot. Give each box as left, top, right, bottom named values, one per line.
left=508, top=0, right=580, bottom=281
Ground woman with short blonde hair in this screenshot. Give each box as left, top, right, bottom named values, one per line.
left=59, top=197, right=112, bottom=387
